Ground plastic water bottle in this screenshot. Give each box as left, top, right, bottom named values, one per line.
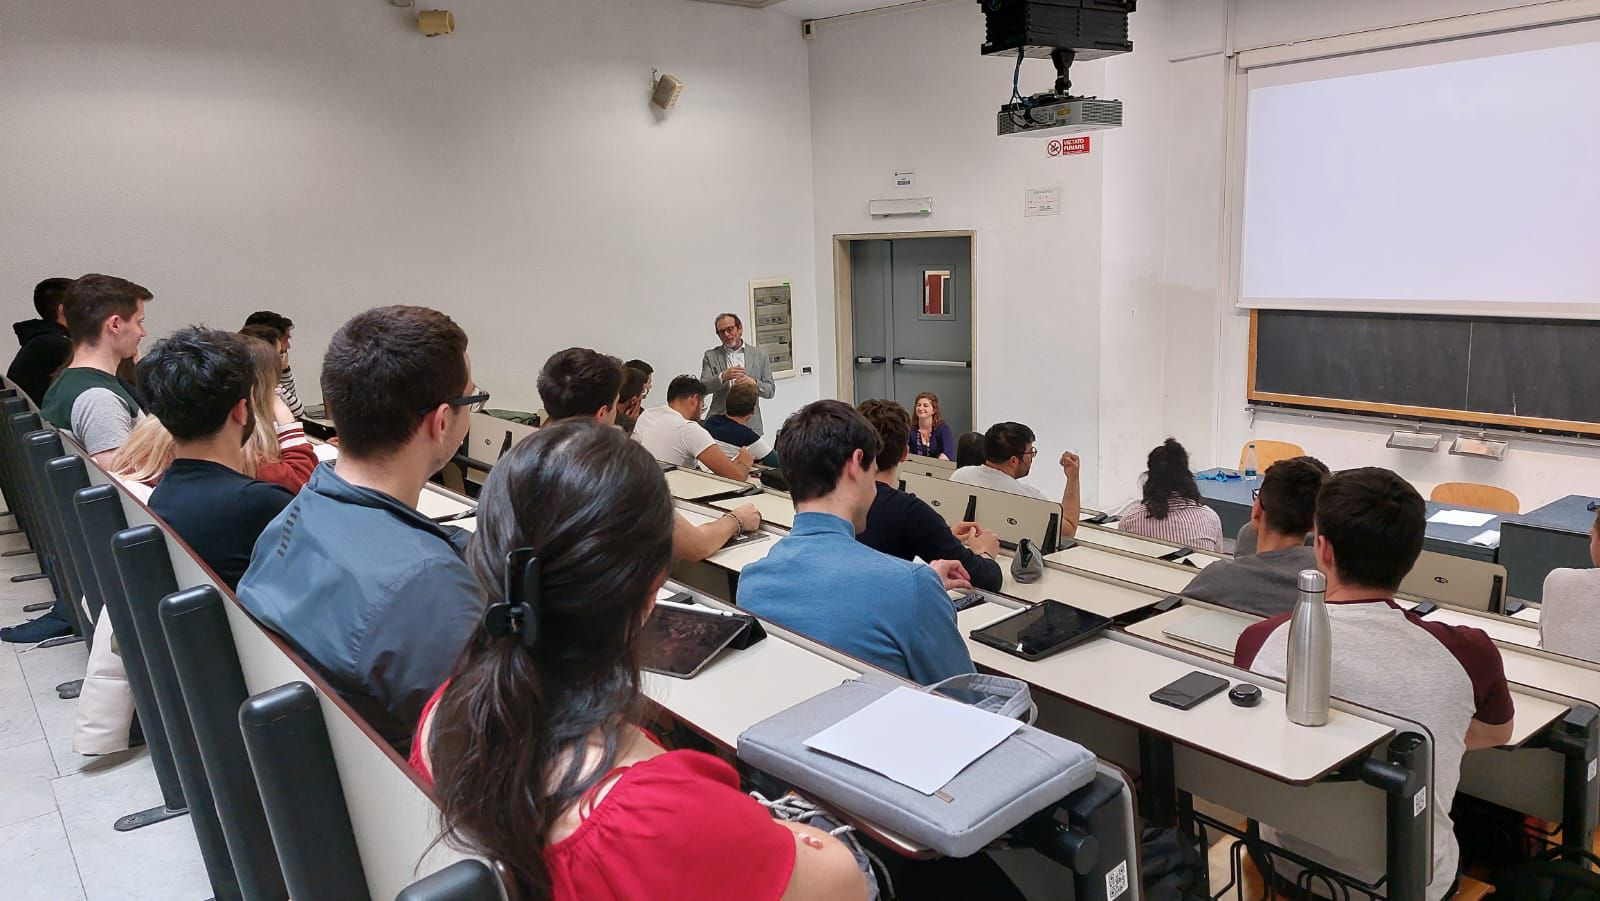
left=1242, top=443, right=1258, bottom=478
left=1285, top=570, right=1331, bottom=727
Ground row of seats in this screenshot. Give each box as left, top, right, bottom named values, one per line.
left=0, top=381, right=502, bottom=900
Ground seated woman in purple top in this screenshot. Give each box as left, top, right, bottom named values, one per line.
left=908, top=392, right=956, bottom=460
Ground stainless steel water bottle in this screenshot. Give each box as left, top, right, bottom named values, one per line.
left=1285, top=569, right=1331, bottom=726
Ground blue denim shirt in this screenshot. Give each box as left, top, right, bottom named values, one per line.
left=238, top=464, right=481, bottom=750
left=736, top=512, right=974, bottom=685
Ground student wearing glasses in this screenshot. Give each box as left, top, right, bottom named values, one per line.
left=949, top=421, right=1081, bottom=540
left=237, top=306, right=486, bottom=751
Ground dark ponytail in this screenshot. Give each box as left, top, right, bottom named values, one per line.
left=1140, top=437, right=1201, bottom=520
left=426, top=421, right=676, bottom=899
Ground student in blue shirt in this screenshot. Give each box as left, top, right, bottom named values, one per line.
left=737, top=399, right=975, bottom=684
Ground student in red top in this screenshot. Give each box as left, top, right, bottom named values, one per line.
left=411, top=420, right=867, bottom=901
left=1234, top=467, right=1514, bottom=900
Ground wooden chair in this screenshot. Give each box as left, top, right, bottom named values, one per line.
left=1430, top=482, right=1520, bottom=514
left=1238, top=440, right=1305, bottom=473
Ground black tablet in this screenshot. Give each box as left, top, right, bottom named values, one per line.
left=641, top=602, right=751, bottom=679
left=969, top=600, right=1113, bottom=661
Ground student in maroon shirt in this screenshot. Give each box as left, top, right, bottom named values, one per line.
left=412, top=422, right=866, bottom=901
left=1235, top=467, right=1513, bottom=900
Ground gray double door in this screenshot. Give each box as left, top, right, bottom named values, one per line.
left=851, top=236, right=973, bottom=436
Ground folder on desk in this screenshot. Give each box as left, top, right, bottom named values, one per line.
left=1162, top=610, right=1253, bottom=656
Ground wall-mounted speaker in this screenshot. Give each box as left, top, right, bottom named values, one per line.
left=652, top=74, right=685, bottom=111
left=418, top=9, right=454, bottom=36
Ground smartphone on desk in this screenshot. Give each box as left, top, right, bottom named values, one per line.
left=969, top=600, right=1112, bottom=661
left=1150, top=671, right=1230, bottom=710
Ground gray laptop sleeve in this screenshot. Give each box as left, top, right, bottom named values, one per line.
left=736, top=675, right=1098, bottom=857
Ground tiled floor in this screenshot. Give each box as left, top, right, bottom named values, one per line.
left=0, top=518, right=212, bottom=900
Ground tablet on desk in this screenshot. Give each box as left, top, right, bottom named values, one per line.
left=969, top=600, right=1112, bottom=661
left=641, top=602, right=751, bottom=679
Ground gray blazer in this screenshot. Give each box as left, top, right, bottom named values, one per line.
left=701, top=342, right=776, bottom=434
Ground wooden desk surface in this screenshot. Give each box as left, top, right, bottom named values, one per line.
left=1128, top=606, right=1568, bottom=749
left=416, top=484, right=474, bottom=520
left=664, top=467, right=745, bottom=500
left=1414, top=604, right=1540, bottom=649
left=998, top=565, right=1163, bottom=618
left=1046, top=544, right=1199, bottom=595
left=957, top=604, right=1393, bottom=784
left=1075, top=525, right=1222, bottom=568
left=677, top=507, right=779, bottom=572
left=712, top=493, right=796, bottom=530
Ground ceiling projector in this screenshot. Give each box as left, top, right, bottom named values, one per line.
left=979, top=0, right=1135, bottom=138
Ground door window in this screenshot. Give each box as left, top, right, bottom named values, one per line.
left=921, top=269, right=954, bottom=320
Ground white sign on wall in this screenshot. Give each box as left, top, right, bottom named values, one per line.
left=1025, top=186, right=1061, bottom=217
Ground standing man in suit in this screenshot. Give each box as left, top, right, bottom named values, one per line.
left=700, top=312, right=774, bottom=434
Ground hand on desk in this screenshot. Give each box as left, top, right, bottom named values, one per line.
left=929, top=559, right=973, bottom=592
left=728, top=503, right=762, bottom=534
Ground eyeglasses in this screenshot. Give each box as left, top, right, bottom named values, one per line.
left=716, top=325, right=740, bottom=335
left=424, top=387, right=490, bottom=415
left=1022, top=448, right=1039, bottom=458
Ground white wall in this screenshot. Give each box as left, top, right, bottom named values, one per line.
left=807, top=0, right=1111, bottom=504
left=0, top=0, right=821, bottom=425
left=1158, top=0, right=1600, bottom=511
left=807, top=0, right=1600, bottom=513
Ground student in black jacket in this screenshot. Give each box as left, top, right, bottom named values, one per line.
left=856, top=399, right=1004, bottom=592
left=139, top=327, right=293, bottom=588
left=6, top=278, right=73, bottom=405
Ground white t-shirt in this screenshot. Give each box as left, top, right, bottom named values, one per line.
left=1540, top=567, right=1600, bottom=664
left=948, top=464, right=1048, bottom=500
left=632, top=405, right=716, bottom=468
left=727, top=344, right=746, bottom=371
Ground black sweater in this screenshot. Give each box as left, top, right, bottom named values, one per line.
left=858, top=481, right=1003, bottom=592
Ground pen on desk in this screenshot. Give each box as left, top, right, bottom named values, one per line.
left=430, top=508, right=478, bottom=524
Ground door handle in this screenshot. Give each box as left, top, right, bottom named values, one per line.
left=892, top=357, right=972, bottom=369
left=854, top=355, right=887, bottom=364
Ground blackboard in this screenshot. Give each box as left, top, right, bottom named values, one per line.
left=1249, top=309, right=1600, bottom=437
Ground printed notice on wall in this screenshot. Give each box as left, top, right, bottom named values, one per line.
left=1025, top=186, right=1061, bottom=218
left=749, top=279, right=796, bottom=379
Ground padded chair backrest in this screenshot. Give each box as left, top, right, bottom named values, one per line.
left=899, top=471, right=979, bottom=528
left=1238, top=439, right=1306, bottom=473
left=466, top=413, right=536, bottom=467
left=904, top=454, right=956, bottom=479
left=90, top=452, right=480, bottom=899
left=1399, top=550, right=1507, bottom=613
left=24, top=429, right=91, bottom=637
left=1430, top=482, right=1520, bottom=515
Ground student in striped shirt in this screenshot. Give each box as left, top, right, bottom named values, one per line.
left=244, top=311, right=303, bottom=419
left=1117, top=438, right=1223, bottom=551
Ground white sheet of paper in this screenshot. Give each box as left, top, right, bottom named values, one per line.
left=803, top=686, right=1020, bottom=795
left=1467, top=529, right=1501, bottom=548
left=1428, top=509, right=1496, bottom=528
left=312, top=443, right=339, bottom=463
